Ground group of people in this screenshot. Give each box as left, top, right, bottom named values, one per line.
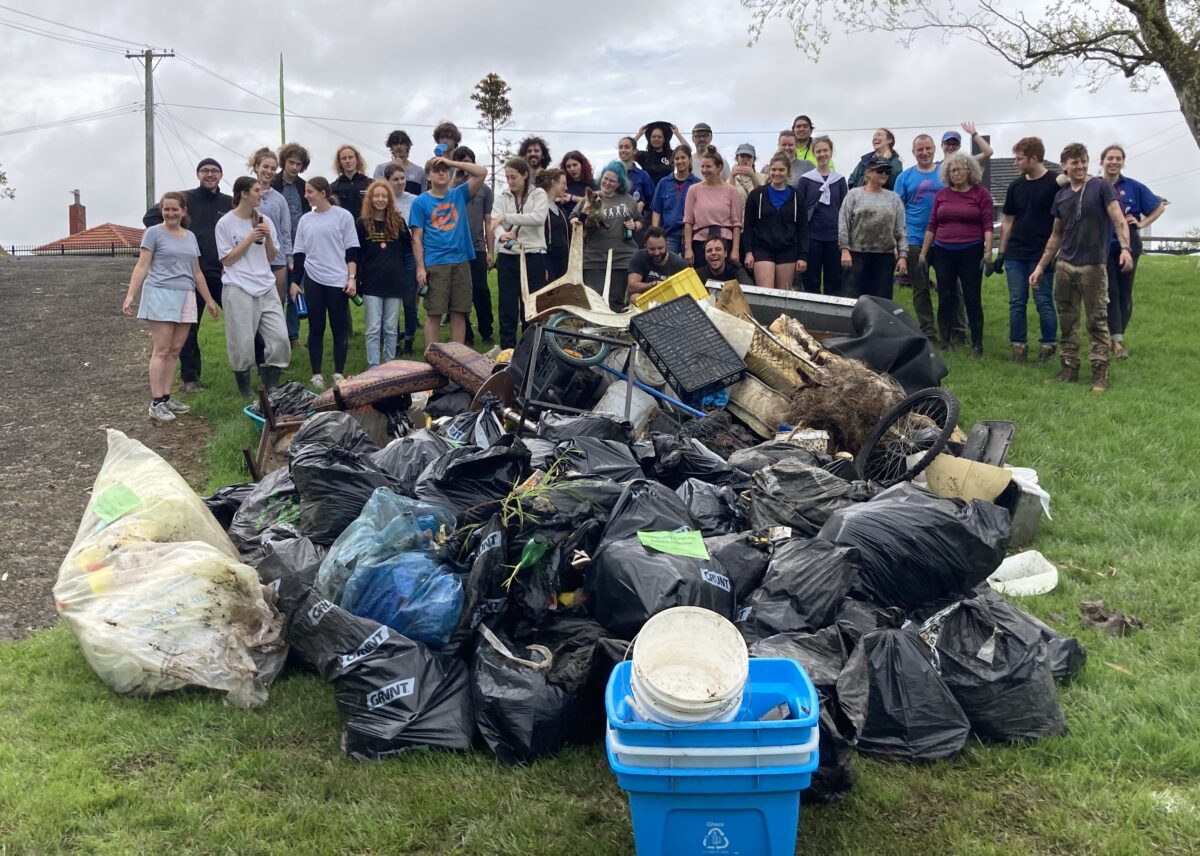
left=122, top=116, right=1163, bottom=419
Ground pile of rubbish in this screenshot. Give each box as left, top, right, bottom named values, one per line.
left=56, top=289, right=1085, bottom=804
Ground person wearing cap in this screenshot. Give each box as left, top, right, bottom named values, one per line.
left=731, top=142, right=763, bottom=208
left=634, top=122, right=678, bottom=186
left=848, top=129, right=903, bottom=191
left=142, top=157, right=233, bottom=392
left=690, top=123, right=730, bottom=180
left=743, top=153, right=809, bottom=290
left=941, top=122, right=994, bottom=163
left=894, top=134, right=967, bottom=344
left=650, top=145, right=700, bottom=255
left=918, top=152, right=995, bottom=358
left=838, top=155, right=907, bottom=298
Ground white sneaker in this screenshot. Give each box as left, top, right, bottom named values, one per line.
left=148, top=401, right=176, bottom=422
left=310, top=374, right=325, bottom=391
left=164, top=398, right=190, bottom=414
left=332, top=373, right=345, bottom=385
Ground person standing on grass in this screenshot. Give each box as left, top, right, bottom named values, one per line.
left=124, top=191, right=220, bottom=422
left=996, top=136, right=1060, bottom=365
left=452, top=146, right=495, bottom=348
left=799, top=136, right=847, bottom=295
left=331, top=145, right=372, bottom=217
left=540, top=168, right=571, bottom=283
left=249, top=149, right=293, bottom=336
left=918, top=152, right=995, bottom=358
left=290, top=177, right=360, bottom=391
left=570, top=161, right=642, bottom=311
left=374, top=130, right=426, bottom=196
left=1099, top=144, right=1165, bottom=359
left=409, top=154, right=487, bottom=349
left=743, top=153, right=809, bottom=290
left=792, top=115, right=821, bottom=167
left=1031, top=143, right=1133, bottom=393
left=682, top=148, right=742, bottom=267
left=356, top=180, right=410, bottom=367
left=627, top=226, right=687, bottom=300
left=216, top=177, right=291, bottom=399
left=492, top=157, right=549, bottom=349
left=142, top=157, right=232, bottom=392
left=848, top=129, right=902, bottom=190
left=650, top=145, right=700, bottom=255
left=273, top=143, right=310, bottom=349
left=383, top=163, right=421, bottom=354
left=559, top=151, right=594, bottom=219
left=838, top=156, right=907, bottom=299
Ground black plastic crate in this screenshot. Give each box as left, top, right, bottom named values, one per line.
left=629, top=296, right=747, bottom=397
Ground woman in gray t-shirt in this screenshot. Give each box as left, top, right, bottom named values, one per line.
left=122, top=191, right=219, bottom=422
left=569, top=160, right=641, bottom=311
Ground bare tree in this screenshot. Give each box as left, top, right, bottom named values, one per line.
left=741, top=0, right=1200, bottom=150
left=0, top=163, right=14, bottom=200
left=470, top=73, right=514, bottom=192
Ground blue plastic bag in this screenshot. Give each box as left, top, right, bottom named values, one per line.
left=341, top=554, right=464, bottom=648
left=316, top=488, right=456, bottom=606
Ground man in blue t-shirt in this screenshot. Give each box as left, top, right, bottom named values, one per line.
left=894, top=134, right=965, bottom=342
left=410, top=154, right=487, bottom=347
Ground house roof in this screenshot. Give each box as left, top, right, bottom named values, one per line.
left=36, top=223, right=144, bottom=251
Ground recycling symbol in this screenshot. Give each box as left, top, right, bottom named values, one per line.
left=702, top=826, right=730, bottom=850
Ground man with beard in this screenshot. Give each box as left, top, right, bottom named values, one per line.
left=626, top=226, right=688, bottom=300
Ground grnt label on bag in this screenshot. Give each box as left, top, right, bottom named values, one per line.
left=700, top=568, right=731, bottom=592
left=366, top=677, right=416, bottom=710
left=92, top=482, right=141, bottom=524
left=307, top=598, right=335, bottom=625
left=339, top=627, right=390, bottom=670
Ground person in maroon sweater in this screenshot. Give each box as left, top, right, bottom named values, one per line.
left=918, top=152, right=995, bottom=357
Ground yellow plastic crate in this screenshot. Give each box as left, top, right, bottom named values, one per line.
left=632, top=266, right=708, bottom=310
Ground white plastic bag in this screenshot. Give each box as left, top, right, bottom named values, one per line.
left=54, top=430, right=284, bottom=707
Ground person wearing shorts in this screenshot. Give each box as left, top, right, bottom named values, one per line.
left=743, top=153, right=809, bottom=289
left=409, top=153, right=487, bottom=348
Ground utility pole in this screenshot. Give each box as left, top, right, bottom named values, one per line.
left=279, top=53, right=286, bottom=145
left=126, top=48, right=175, bottom=210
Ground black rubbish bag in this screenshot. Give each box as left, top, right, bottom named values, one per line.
left=834, top=597, right=906, bottom=638
left=524, top=438, right=559, bottom=470
left=204, top=483, right=255, bottom=531
left=228, top=467, right=302, bottom=558
left=248, top=381, right=317, bottom=419
left=414, top=435, right=531, bottom=524
left=588, top=537, right=735, bottom=639
left=370, top=429, right=454, bottom=496
left=511, top=616, right=612, bottom=743
left=471, top=625, right=590, bottom=766
left=749, top=623, right=860, bottom=689
left=676, top=478, right=744, bottom=537
left=554, top=437, right=644, bottom=483
left=441, top=407, right=505, bottom=449
left=825, top=295, right=948, bottom=394
left=285, top=587, right=405, bottom=680
left=837, top=627, right=971, bottom=761
left=738, top=539, right=862, bottom=639
left=728, top=441, right=827, bottom=475
left=601, top=479, right=696, bottom=545
left=704, top=532, right=770, bottom=603
left=448, top=515, right=511, bottom=655
left=513, top=477, right=626, bottom=535
left=819, top=483, right=1011, bottom=610
left=747, top=459, right=875, bottom=537
left=810, top=696, right=860, bottom=804
left=254, top=536, right=328, bottom=617
left=290, top=443, right=402, bottom=545
left=537, top=412, right=634, bottom=445
left=970, top=589, right=1087, bottom=683
left=645, top=434, right=751, bottom=490
left=921, top=594, right=1067, bottom=742
left=425, top=382, right=474, bottom=418
left=289, top=411, right=379, bottom=457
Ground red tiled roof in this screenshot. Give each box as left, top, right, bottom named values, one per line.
left=36, top=223, right=144, bottom=251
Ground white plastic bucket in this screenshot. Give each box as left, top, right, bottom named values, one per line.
left=630, top=607, right=749, bottom=726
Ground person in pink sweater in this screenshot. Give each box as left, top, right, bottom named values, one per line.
left=918, top=152, right=995, bottom=357
left=682, top=147, right=742, bottom=266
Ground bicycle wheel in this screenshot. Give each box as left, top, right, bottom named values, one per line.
left=855, top=388, right=959, bottom=486
left=543, top=312, right=614, bottom=368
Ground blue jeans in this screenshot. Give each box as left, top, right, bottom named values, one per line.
left=363, top=295, right=400, bottom=366
left=666, top=232, right=684, bottom=254
left=1005, top=258, right=1057, bottom=344
left=285, top=292, right=300, bottom=341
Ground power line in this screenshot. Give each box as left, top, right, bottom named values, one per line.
left=165, top=112, right=248, bottom=162
left=0, top=4, right=158, bottom=49
left=0, top=103, right=140, bottom=137
left=0, top=15, right=128, bottom=53
left=1125, top=120, right=1186, bottom=151
left=1132, top=127, right=1196, bottom=159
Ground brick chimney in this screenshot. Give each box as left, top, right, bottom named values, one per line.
left=69, top=189, right=86, bottom=235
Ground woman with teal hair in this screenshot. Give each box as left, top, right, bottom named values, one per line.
left=569, top=160, right=642, bottom=310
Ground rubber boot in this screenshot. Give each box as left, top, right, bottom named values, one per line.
left=234, top=370, right=254, bottom=399
left=1036, top=344, right=1056, bottom=365
left=1011, top=343, right=1028, bottom=364
left=1090, top=362, right=1110, bottom=393
left=260, top=366, right=281, bottom=391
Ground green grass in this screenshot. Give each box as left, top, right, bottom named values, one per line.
left=4, top=258, right=1200, bottom=853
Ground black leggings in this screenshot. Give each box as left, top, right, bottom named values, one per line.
left=931, top=244, right=984, bottom=347
left=803, top=239, right=842, bottom=296
left=847, top=251, right=895, bottom=300
left=1106, top=230, right=1142, bottom=337
left=304, top=276, right=349, bottom=375
left=497, top=252, right=547, bottom=349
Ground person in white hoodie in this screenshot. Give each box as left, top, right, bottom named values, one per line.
left=491, top=157, right=549, bottom=349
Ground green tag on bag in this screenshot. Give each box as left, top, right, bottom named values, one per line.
left=92, top=482, right=141, bottom=524
left=637, top=530, right=709, bottom=560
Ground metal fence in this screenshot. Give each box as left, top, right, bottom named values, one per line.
left=4, top=243, right=140, bottom=257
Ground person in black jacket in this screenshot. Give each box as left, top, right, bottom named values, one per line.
left=743, top=153, right=810, bottom=290
left=272, top=142, right=311, bottom=346
left=142, top=157, right=232, bottom=391
left=330, top=144, right=372, bottom=216
left=538, top=168, right=570, bottom=283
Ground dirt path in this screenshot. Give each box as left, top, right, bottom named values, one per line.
left=0, top=256, right=211, bottom=640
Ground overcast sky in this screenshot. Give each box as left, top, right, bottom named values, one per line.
left=1, top=0, right=1197, bottom=246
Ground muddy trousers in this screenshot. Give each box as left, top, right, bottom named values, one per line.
left=906, top=245, right=967, bottom=341
left=1054, top=260, right=1110, bottom=368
